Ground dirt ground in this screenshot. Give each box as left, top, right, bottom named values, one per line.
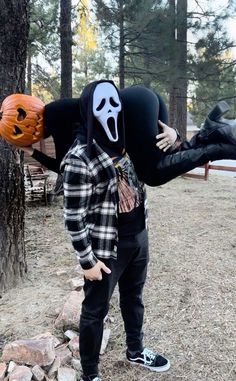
left=0, top=174, right=235, bottom=381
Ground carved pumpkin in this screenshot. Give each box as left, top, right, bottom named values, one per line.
left=0, top=94, right=45, bottom=146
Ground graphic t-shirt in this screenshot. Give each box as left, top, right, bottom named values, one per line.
left=113, top=153, right=145, bottom=236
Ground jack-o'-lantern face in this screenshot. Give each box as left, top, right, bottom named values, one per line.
left=0, top=94, right=45, bottom=147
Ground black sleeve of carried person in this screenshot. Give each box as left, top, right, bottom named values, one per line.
left=32, top=149, right=60, bottom=173
left=34, top=98, right=82, bottom=173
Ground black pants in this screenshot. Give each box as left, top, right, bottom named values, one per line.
left=79, top=229, right=149, bottom=376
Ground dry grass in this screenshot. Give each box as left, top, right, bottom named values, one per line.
left=0, top=174, right=235, bottom=381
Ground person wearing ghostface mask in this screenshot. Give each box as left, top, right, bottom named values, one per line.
left=61, top=80, right=171, bottom=381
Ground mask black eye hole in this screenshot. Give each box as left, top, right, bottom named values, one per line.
left=17, top=108, right=26, bottom=121
left=96, top=98, right=106, bottom=111
left=110, top=98, right=119, bottom=107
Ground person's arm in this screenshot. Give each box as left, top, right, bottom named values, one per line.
left=21, top=146, right=61, bottom=173
left=63, top=157, right=98, bottom=270
left=32, top=149, right=61, bottom=173
left=63, top=157, right=111, bottom=280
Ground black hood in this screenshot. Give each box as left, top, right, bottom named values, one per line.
left=79, top=79, right=125, bottom=157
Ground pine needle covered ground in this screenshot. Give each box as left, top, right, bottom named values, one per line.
left=0, top=175, right=235, bottom=381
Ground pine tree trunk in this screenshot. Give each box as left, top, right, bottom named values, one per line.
left=60, top=0, right=72, bottom=98
left=168, top=0, right=187, bottom=139
left=119, top=0, right=125, bottom=89
left=175, top=0, right=187, bottom=139
left=0, top=0, right=29, bottom=295
left=169, top=85, right=177, bottom=126
left=168, top=0, right=177, bottom=127
left=27, top=44, right=32, bottom=95
left=143, top=47, right=151, bottom=89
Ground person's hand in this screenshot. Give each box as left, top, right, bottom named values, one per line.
left=156, top=120, right=177, bottom=152
left=8, top=143, right=34, bottom=156
left=83, top=260, right=111, bottom=281
left=20, top=145, right=34, bottom=156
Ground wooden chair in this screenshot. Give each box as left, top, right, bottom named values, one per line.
left=24, top=165, right=49, bottom=205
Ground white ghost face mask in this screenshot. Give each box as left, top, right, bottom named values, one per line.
left=93, top=82, right=122, bottom=142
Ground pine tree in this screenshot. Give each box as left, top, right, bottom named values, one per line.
left=190, top=32, right=236, bottom=126
left=0, top=0, right=30, bottom=294
left=60, top=0, right=73, bottom=98
left=28, top=0, right=60, bottom=99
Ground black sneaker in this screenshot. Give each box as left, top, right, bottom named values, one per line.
left=80, top=375, right=102, bottom=381
left=127, top=347, right=170, bottom=372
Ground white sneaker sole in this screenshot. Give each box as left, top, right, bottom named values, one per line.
left=127, top=359, right=171, bottom=372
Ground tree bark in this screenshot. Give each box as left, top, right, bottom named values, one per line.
left=118, top=0, right=125, bottom=89
left=168, top=0, right=177, bottom=127
left=143, top=47, right=151, bottom=89
left=175, top=0, right=187, bottom=139
left=27, top=44, right=32, bottom=95
left=168, top=0, right=187, bottom=139
left=0, top=0, right=29, bottom=294
left=60, top=0, right=72, bottom=98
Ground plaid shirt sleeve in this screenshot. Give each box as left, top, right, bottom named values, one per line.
left=63, top=157, right=98, bottom=270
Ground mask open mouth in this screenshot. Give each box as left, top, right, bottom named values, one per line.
left=107, top=117, right=116, bottom=139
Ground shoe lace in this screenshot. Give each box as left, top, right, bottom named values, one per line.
left=142, top=348, right=156, bottom=364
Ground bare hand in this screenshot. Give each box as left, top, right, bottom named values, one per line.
left=20, top=146, right=34, bottom=156
left=156, top=120, right=177, bottom=152
left=83, top=260, right=111, bottom=281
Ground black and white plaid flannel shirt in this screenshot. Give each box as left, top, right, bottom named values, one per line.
left=61, top=139, right=147, bottom=270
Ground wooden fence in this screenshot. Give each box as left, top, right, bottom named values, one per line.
left=184, top=163, right=236, bottom=180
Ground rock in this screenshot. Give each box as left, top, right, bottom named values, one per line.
left=0, top=363, right=7, bottom=381
left=44, top=377, right=56, bottom=381
left=31, top=333, right=60, bottom=348
left=7, top=362, right=17, bottom=374
left=9, top=365, right=32, bottom=381
left=71, top=358, right=81, bottom=372
left=68, top=337, right=80, bottom=358
left=55, top=345, right=72, bottom=366
left=57, top=367, right=76, bottom=381
left=67, top=278, right=84, bottom=290
left=56, top=270, right=67, bottom=277
left=31, top=365, right=45, bottom=381
left=54, top=291, right=84, bottom=330
left=1, top=338, right=55, bottom=367
left=64, top=331, right=78, bottom=341
left=100, top=328, right=111, bottom=355
left=47, top=357, right=61, bottom=378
